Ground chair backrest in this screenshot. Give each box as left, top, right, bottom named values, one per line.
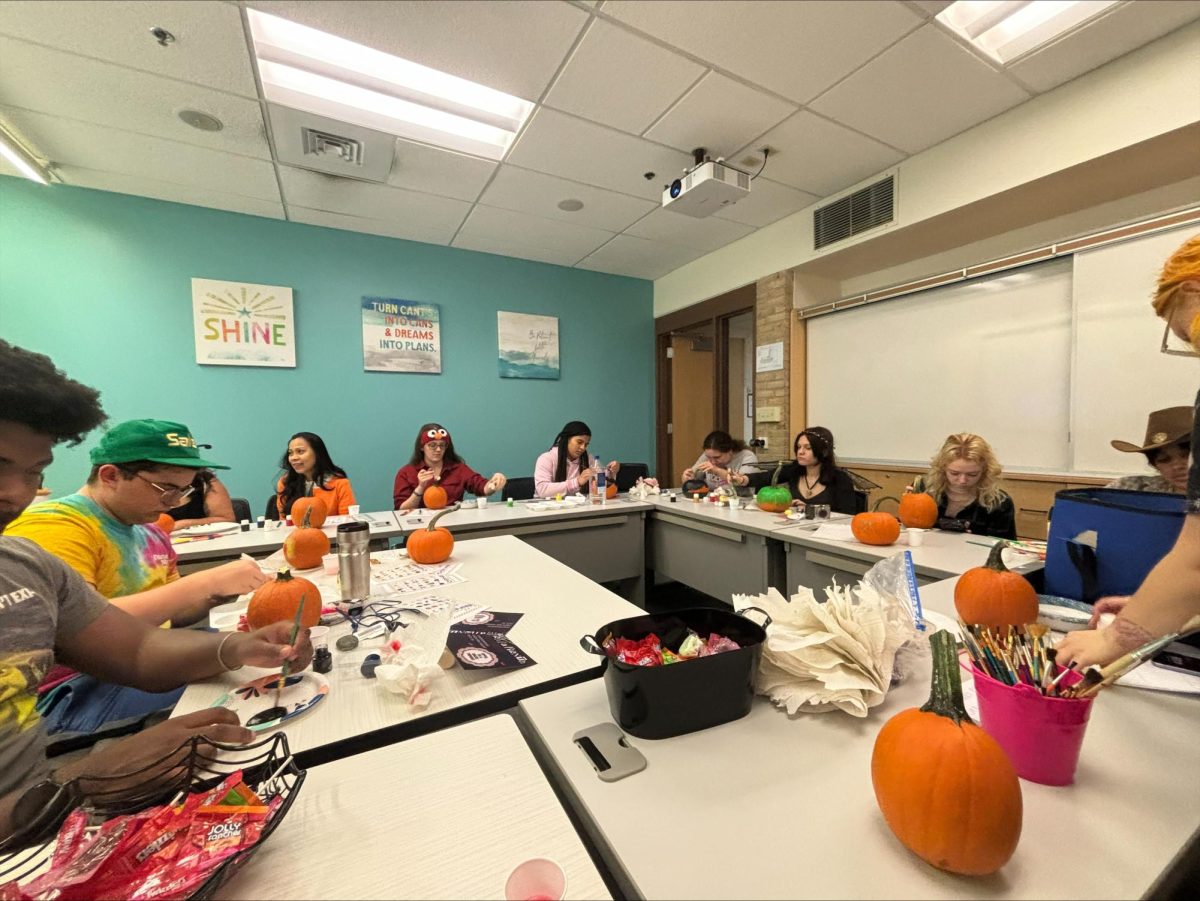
left=616, top=462, right=649, bottom=493
left=853, top=489, right=869, bottom=514
left=502, top=477, right=535, bottom=501
left=264, top=494, right=281, bottom=520
left=231, top=497, right=252, bottom=523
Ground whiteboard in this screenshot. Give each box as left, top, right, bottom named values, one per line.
left=807, top=258, right=1072, bottom=471
left=1071, top=225, right=1198, bottom=475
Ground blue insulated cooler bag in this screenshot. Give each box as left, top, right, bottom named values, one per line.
left=1044, top=488, right=1187, bottom=602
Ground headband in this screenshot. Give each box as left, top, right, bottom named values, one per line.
left=420, top=427, right=449, bottom=447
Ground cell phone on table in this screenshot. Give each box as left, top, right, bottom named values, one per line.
left=1152, top=645, right=1200, bottom=678
left=572, top=723, right=647, bottom=782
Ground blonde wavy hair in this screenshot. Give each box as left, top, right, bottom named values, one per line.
left=920, top=433, right=1007, bottom=510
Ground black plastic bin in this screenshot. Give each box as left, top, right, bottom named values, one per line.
left=581, top=606, right=769, bottom=739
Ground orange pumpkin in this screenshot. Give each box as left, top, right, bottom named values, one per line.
left=954, top=542, right=1038, bottom=627
left=898, top=492, right=938, bottom=529
left=872, top=629, right=1022, bottom=875
left=407, top=503, right=458, bottom=564
left=246, top=569, right=321, bottom=631
left=284, top=506, right=330, bottom=570
left=423, top=483, right=448, bottom=510
left=290, top=496, right=328, bottom=528
left=154, top=513, right=175, bottom=534
left=605, top=482, right=618, bottom=499
left=851, top=511, right=900, bottom=546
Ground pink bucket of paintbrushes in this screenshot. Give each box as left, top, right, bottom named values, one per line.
left=972, top=665, right=1094, bottom=786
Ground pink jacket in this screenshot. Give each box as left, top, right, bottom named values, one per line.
left=534, top=448, right=597, bottom=498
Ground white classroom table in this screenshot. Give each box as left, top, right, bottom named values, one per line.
left=172, top=535, right=643, bottom=767
left=217, top=714, right=610, bottom=900
left=518, top=576, right=1200, bottom=900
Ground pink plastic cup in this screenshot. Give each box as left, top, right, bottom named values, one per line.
left=504, top=858, right=566, bottom=901
left=972, top=664, right=1093, bottom=786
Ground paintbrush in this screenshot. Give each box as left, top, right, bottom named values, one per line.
left=273, top=592, right=308, bottom=710
left=1072, top=616, right=1200, bottom=699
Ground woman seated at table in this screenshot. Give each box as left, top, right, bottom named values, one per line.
left=681, top=430, right=760, bottom=491
left=747, top=427, right=856, bottom=513
left=276, top=431, right=356, bottom=518
left=1105, top=406, right=1191, bottom=494
left=167, top=469, right=235, bottom=528
left=394, top=423, right=507, bottom=510
left=909, top=432, right=1016, bottom=539
left=534, top=420, right=619, bottom=498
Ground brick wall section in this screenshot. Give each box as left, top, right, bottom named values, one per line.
left=755, top=270, right=794, bottom=454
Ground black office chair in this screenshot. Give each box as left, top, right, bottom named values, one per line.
left=502, top=477, right=536, bottom=501
left=264, top=494, right=281, bottom=521
left=231, top=497, right=251, bottom=523
left=616, top=462, right=649, bottom=493
left=853, top=489, right=869, bottom=514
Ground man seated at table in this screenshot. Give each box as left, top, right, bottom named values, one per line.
left=0, top=339, right=312, bottom=842
left=6, top=416, right=269, bottom=742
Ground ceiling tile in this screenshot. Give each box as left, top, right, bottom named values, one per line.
left=457, top=205, right=615, bottom=259
left=544, top=18, right=705, bottom=135
left=0, top=0, right=258, bottom=97
left=248, top=0, right=588, bottom=102
left=387, top=138, right=498, bottom=202
left=479, top=165, right=656, bottom=232
left=576, top=233, right=706, bottom=280
left=602, top=0, right=922, bottom=103
left=624, top=207, right=754, bottom=252
left=288, top=205, right=456, bottom=244
left=0, top=106, right=280, bottom=201
left=712, top=177, right=817, bottom=228
left=279, top=167, right=471, bottom=231
left=58, top=166, right=285, bottom=220
left=910, top=1, right=951, bottom=15
left=507, top=107, right=692, bottom=201
left=810, top=24, right=1030, bottom=154
left=0, top=36, right=271, bottom=159
left=739, top=111, right=904, bottom=197
left=1007, top=1, right=1200, bottom=93
left=451, top=232, right=586, bottom=267
left=644, top=71, right=796, bottom=158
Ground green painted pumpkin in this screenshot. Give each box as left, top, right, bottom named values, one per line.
left=756, top=462, right=792, bottom=513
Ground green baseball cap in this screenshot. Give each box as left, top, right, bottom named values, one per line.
left=89, top=419, right=229, bottom=470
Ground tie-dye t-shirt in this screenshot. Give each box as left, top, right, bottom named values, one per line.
left=6, top=493, right=178, bottom=600
left=0, top=538, right=107, bottom=799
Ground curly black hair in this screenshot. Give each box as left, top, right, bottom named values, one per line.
left=0, top=340, right=106, bottom=445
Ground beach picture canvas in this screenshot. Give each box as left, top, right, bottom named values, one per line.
left=498, top=311, right=559, bottom=379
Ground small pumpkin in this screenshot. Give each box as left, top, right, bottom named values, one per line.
left=154, top=513, right=175, bottom=534
left=681, top=479, right=709, bottom=498
left=284, top=506, right=330, bottom=570
left=851, top=511, right=900, bottom=546
left=898, top=492, right=938, bottom=529
left=872, top=629, right=1022, bottom=875
left=246, top=569, right=321, bottom=631
left=605, top=481, right=618, bottom=499
left=755, top=462, right=791, bottom=513
left=290, top=496, right=328, bottom=529
left=954, top=542, right=1038, bottom=627
left=407, top=503, right=459, bottom=564
left=423, top=482, right=449, bottom=510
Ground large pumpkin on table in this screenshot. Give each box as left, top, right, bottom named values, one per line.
left=284, top=507, right=330, bottom=570
left=423, top=483, right=449, bottom=510
left=246, top=569, right=321, bottom=631
left=851, top=512, right=900, bottom=546
left=954, top=542, right=1038, bottom=627
left=755, top=462, right=791, bottom=513
left=872, top=629, right=1022, bottom=875
left=898, top=492, right=938, bottom=529
left=290, top=496, right=328, bottom=528
left=407, top=503, right=458, bottom=564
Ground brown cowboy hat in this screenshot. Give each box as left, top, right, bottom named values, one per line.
left=1110, top=406, right=1193, bottom=454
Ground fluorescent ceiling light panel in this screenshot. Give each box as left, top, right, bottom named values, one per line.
left=0, top=125, right=51, bottom=185
left=247, top=9, right=533, bottom=161
left=936, top=0, right=1121, bottom=64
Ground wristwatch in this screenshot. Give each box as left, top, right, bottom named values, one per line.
left=2, top=774, right=80, bottom=851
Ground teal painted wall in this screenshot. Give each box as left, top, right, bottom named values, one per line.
left=0, top=179, right=655, bottom=512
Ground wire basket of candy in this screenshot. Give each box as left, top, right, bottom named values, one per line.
left=0, top=731, right=304, bottom=899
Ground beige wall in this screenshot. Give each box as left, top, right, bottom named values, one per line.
left=754, top=271, right=793, bottom=454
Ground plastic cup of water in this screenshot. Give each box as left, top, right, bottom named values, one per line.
left=504, top=858, right=565, bottom=901
left=322, top=553, right=339, bottom=575
left=476, top=496, right=488, bottom=510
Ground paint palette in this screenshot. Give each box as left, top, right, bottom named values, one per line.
left=172, top=521, right=241, bottom=538
left=212, top=670, right=329, bottom=731
left=1038, top=594, right=1093, bottom=632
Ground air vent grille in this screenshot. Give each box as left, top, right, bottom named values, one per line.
left=301, top=128, right=364, bottom=166
left=814, top=175, right=894, bottom=249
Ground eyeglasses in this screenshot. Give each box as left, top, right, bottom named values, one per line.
left=136, top=473, right=196, bottom=503
left=425, top=441, right=448, bottom=450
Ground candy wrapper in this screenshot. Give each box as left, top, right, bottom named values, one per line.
left=627, top=477, right=660, bottom=500
left=612, top=634, right=663, bottom=666
left=606, top=629, right=740, bottom=667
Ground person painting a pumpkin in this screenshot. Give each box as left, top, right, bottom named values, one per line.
left=275, top=431, right=356, bottom=519
left=1058, top=234, right=1200, bottom=669
left=746, top=427, right=856, bottom=513
left=1105, top=406, right=1192, bottom=494
left=534, top=420, right=619, bottom=498
left=680, top=430, right=759, bottom=491
left=393, top=423, right=506, bottom=510
left=905, top=433, right=1017, bottom=540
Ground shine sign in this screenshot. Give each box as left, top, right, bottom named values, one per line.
left=192, top=278, right=296, bottom=368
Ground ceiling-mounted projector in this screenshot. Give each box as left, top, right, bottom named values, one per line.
left=662, top=148, right=750, bottom=218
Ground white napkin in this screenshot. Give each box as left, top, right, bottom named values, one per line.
left=628, top=478, right=660, bottom=500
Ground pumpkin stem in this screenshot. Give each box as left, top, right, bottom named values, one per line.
left=920, top=629, right=975, bottom=726
left=770, top=460, right=784, bottom=487
left=984, top=541, right=1011, bottom=573
left=276, top=568, right=294, bottom=582
left=427, top=502, right=461, bottom=530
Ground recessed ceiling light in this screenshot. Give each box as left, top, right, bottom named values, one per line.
left=178, top=110, right=224, bottom=132
left=936, top=0, right=1121, bottom=65
left=557, top=199, right=584, bottom=212
left=246, top=9, right=533, bottom=161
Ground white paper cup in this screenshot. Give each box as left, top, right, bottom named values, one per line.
left=476, top=496, right=488, bottom=509
left=322, top=553, right=339, bottom=575
left=907, top=528, right=926, bottom=547
left=504, top=858, right=565, bottom=901
left=308, top=625, right=330, bottom=651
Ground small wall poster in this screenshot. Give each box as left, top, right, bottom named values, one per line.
left=192, top=278, right=295, bottom=367
left=755, top=341, right=784, bottom=373
left=362, top=297, right=442, bottom=373
left=498, top=311, right=559, bottom=379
